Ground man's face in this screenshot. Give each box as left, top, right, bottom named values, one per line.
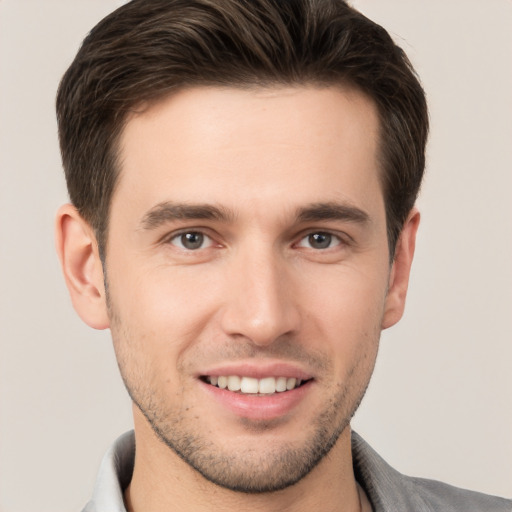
left=105, top=86, right=394, bottom=492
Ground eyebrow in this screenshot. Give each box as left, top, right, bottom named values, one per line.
left=139, top=200, right=370, bottom=230
left=296, top=202, right=370, bottom=225
left=140, top=202, right=235, bottom=230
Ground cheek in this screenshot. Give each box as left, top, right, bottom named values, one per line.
left=107, top=262, right=225, bottom=366
left=300, top=265, right=388, bottom=359
left=108, top=293, right=188, bottom=410
left=303, top=261, right=389, bottom=321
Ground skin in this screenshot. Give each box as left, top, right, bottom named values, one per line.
left=56, top=86, right=419, bottom=512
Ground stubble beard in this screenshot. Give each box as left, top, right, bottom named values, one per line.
left=115, top=343, right=376, bottom=494
left=134, top=375, right=372, bottom=494
left=107, top=289, right=379, bottom=494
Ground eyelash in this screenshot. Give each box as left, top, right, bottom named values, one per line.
left=295, top=231, right=344, bottom=250
left=167, top=230, right=216, bottom=251
left=165, top=229, right=348, bottom=252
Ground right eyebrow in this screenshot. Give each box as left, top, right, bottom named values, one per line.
left=296, top=201, right=370, bottom=225
left=139, top=201, right=235, bottom=230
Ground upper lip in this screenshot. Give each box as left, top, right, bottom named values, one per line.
left=197, top=361, right=314, bottom=380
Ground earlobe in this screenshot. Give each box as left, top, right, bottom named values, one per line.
left=55, top=204, right=110, bottom=330
left=382, top=208, right=420, bottom=330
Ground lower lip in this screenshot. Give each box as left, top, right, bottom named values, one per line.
left=200, top=380, right=313, bottom=421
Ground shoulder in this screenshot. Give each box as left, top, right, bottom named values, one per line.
left=81, top=431, right=135, bottom=512
left=351, top=431, right=512, bottom=512
left=403, top=474, right=512, bottom=512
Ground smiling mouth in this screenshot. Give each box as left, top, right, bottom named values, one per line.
left=200, top=375, right=312, bottom=395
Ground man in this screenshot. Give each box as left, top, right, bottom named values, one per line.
left=54, top=1, right=511, bottom=511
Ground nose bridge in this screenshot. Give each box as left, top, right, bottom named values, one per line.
left=220, top=241, right=299, bottom=346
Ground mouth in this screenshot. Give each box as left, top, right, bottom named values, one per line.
left=200, top=375, right=312, bottom=395
left=198, top=365, right=315, bottom=420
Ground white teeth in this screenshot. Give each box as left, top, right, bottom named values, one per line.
left=240, top=377, right=259, bottom=393
left=227, top=375, right=241, bottom=391
left=286, top=377, right=297, bottom=391
left=275, top=376, right=287, bottom=392
left=206, top=375, right=306, bottom=394
left=258, top=377, right=276, bottom=394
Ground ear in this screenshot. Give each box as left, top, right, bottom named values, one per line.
left=382, top=208, right=420, bottom=330
left=55, top=204, right=110, bottom=329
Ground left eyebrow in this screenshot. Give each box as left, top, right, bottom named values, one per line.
left=139, top=201, right=235, bottom=230
left=296, top=202, right=370, bottom=225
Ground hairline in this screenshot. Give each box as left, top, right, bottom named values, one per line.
left=97, top=81, right=400, bottom=264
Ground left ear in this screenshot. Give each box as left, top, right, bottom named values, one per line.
left=382, top=208, right=420, bottom=329
left=55, top=203, right=110, bottom=330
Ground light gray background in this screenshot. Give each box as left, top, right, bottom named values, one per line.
left=0, top=1, right=511, bottom=511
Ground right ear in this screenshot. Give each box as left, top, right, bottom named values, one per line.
left=55, top=204, right=110, bottom=329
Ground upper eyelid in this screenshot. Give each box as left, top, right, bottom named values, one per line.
left=293, top=228, right=352, bottom=245
left=171, top=232, right=214, bottom=249
left=159, top=226, right=217, bottom=244
left=295, top=232, right=343, bottom=249
left=157, top=226, right=352, bottom=247
left=162, top=231, right=219, bottom=254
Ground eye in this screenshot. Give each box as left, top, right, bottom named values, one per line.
left=297, top=232, right=342, bottom=250
left=169, top=231, right=213, bottom=250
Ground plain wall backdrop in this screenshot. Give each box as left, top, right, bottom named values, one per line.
left=0, top=1, right=511, bottom=510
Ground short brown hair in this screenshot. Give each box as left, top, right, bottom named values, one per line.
left=57, top=0, right=428, bottom=260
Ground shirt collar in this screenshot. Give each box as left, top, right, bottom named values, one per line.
left=82, top=430, right=134, bottom=512
left=84, top=429, right=423, bottom=512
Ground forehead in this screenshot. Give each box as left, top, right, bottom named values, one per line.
left=114, top=85, right=382, bottom=219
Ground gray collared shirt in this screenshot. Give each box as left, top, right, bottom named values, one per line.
left=83, top=430, right=511, bottom=512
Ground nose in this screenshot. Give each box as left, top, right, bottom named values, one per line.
left=219, top=246, right=301, bottom=347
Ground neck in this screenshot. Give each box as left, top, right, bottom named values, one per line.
left=125, top=408, right=361, bottom=512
